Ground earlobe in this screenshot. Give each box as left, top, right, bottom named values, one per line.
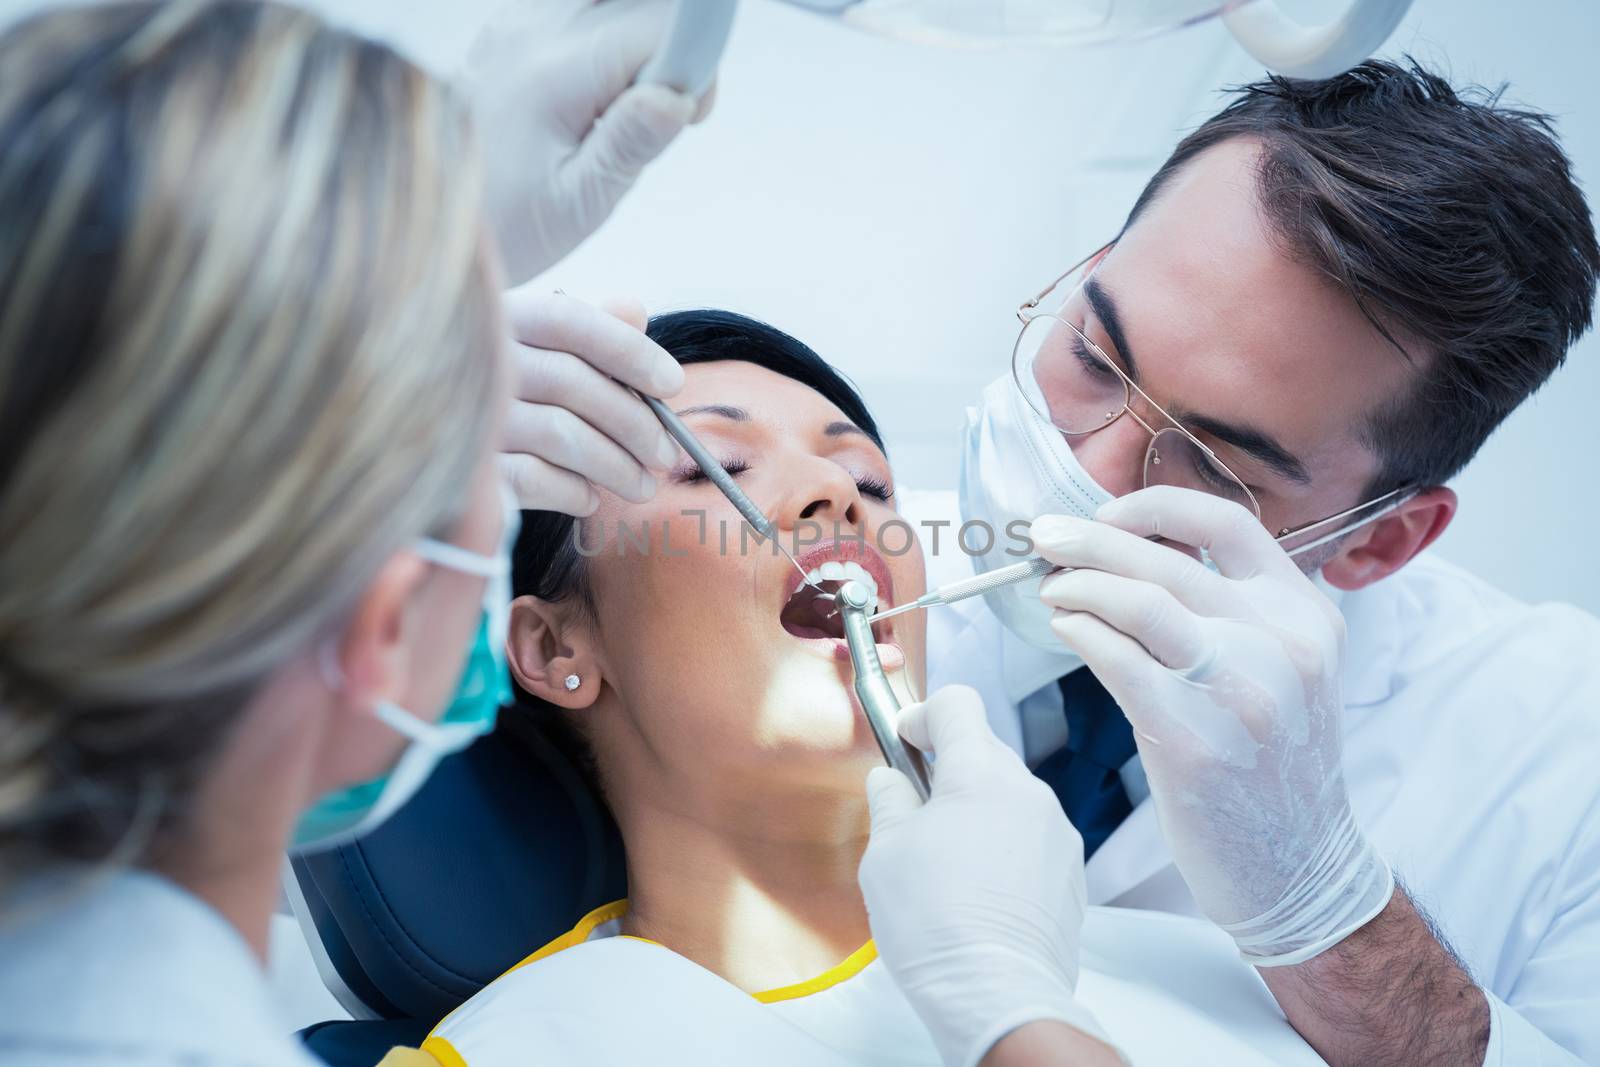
left=1321, top=487, right=1456, bottom=591
left=507, top=595, right=600, bottom=709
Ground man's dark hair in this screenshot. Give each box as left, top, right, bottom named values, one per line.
left=1122, top=59, right=1599, bottom=495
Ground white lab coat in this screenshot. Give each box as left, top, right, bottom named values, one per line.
left=0, top=867, right=322, bottom=1067
left=905, top=489, right=1600, bottom=1067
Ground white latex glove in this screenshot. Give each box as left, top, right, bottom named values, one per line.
left=1033, top=486, right=1394, bottom=967
left=860, top=685, right=1122, bottom=1067
left=462, top=0, right=713, bottom=284
left=499, top=288, right=683, bottom=515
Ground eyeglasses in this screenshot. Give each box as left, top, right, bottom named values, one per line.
left=1013, top=246, right=1412, bottom=557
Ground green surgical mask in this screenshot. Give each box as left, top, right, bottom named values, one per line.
left=292, top=486, right=519, bottom=854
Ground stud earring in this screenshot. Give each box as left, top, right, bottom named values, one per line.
left=563, top=674, right=581, bottom=692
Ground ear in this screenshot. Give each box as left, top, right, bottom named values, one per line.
left=334, top=550, right=430, bottom=711
left=1321, top=486, right=1456, bottom=591
left=507, top=594, right=601, bottom=709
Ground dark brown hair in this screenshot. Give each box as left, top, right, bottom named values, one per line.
left=1123, top=59, right=1599, bottom=496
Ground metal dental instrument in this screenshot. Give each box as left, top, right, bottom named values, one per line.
left=866, top=557, right=1057, bottom=626
left=638, top=393, right=820, bottom=590
left=837, top=579, right=930, bottom=801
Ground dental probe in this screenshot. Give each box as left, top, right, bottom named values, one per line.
left=837, top=579, right=931, bottom=801
left=865, top=556, right=1058, bottom=625
left=638, top=393, right=820, bottom=590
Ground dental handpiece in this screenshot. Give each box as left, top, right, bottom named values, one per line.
left=867, top=556, right=1057, bottom=625
left=638, top=393, right=819, bottom=590
left=837, top=579, right=931, bottom=801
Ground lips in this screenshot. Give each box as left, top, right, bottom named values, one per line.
left=777, top=538, right=900, bottom=657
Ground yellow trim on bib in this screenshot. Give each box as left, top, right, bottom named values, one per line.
left=376, top=1048, right=444, bottom=1067
left=496, top=898, right=877, bottom=1004
left=503, top=899, right=639, bottom=976
left=751, top=938, right=879, bottom=1003
left=419, top=1035, right=468, bottom=1067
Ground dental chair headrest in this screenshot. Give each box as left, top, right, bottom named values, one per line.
left=288, top=714, right=626, bottom=1026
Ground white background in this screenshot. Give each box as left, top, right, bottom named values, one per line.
left=357, top=0, right=1600, bottom=613
left=3, top=0, right=1593, bottom=612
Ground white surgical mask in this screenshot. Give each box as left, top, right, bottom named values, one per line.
left=959, top=374, right=1114, bottom=660
left=291, top=483, right=520, bottom=854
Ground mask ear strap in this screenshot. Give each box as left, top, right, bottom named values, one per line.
left=413, top=537, right=510, bottom=578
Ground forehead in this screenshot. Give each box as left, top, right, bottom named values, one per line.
left=676, top=359, right=862, bottom=436
left=1101, top=138, right=1416, bottom=478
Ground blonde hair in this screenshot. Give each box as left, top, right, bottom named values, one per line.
left=0, top=1, right=501, bottom=878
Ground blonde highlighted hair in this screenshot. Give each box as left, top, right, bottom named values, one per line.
left=0, top=1, right=501, bottom=878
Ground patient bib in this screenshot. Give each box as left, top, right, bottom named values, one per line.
left=420, top=902, right=1324, bottom=1066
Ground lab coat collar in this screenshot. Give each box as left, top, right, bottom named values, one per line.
left=1000, top=625, right=1087, bottom=706
left=1330, top=572, right=1402, bottom=708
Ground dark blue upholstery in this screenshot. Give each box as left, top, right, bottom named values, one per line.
left=291, top=715, right=625, bottom=1064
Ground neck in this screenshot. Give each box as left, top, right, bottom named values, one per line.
left=156, top=671, right=325, bottom=963
left=614, top=772, right=873, bottom=994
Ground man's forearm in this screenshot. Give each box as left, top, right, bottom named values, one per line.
left=1260, top=886, right=1489, bottom=1066
left=980, top=1021, right=1124, bottom=1067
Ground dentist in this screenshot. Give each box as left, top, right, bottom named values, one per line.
left=918, top=59, right=1600, bottom=1066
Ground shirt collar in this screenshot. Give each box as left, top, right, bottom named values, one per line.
left=1000, top=624, right=1088, bottom=706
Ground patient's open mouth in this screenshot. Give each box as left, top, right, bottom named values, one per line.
left=778, top=543, right=893, bottom=641
left=781, top=574, right=863, bottom=640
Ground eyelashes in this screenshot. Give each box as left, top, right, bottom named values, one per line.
left=675, top=458, right=894, bottom=502
left=854, top=474, right=893, bottom=502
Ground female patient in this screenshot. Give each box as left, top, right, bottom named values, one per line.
left=402, top=311, right=1318, bottom=1067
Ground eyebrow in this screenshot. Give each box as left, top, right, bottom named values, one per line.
left=824, top=420, right=870, bottom=441
left=1084, top=278, right=1311, bottom=486
left=1175, top=411, right=1312, bottom=485
left=674, top=403, right=747, bottom=420
left=677, top=405, right=870, bottom=444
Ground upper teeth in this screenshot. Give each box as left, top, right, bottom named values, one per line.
left=805, top=560, right=880, bottom=606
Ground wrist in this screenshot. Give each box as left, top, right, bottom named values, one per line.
left=897, top=947, right=1087, bottom=1067
left=980, top=1019, right=1126, bottom=1067
left=1217, top=810, right=1393, bottom=966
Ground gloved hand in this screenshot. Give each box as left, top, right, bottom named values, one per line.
left=461, top=0, right=714, bottom=284
left=499, top=287, right=682, bottom=515
left=860, top=685, right=1122, bottom=1067
left=1033, top=486, right=1394, bottom=966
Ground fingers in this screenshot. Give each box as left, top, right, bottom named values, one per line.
left=497, top=453, right=597, bottom=517
left=896, top=685, right=991, bottom=755
left=1048, top=611, right=1166, bottom=733
left=1031, top=512, right=1228, bottom=615
left=1040, top=569, right=1215, bottom=674
left=1096, top=486, right=1294, bottom=581
left=510, top=344, right=679, bottom=472
left=505, top=401, right=659, bottom=504
left=864, top=766, right=923, bottom=834
left=564, top=82, right=694, bottom=217
left=899, top=685, right=1026, bottom=789
left=502, top=289, right=684, bottom=398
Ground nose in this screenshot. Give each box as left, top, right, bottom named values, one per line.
left=775, top=453, right=866, bottom=533
left=1066, top=410, right=1149, bottom=498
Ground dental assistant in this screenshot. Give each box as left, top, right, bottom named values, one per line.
left=0, top=2, right=699, bottom=1063
left=913, top=60, right=1600, bottom=1066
